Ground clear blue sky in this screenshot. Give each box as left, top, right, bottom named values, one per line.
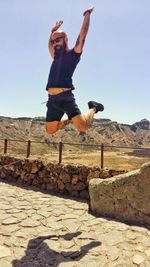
left=0, top=0, right=149, bottom=124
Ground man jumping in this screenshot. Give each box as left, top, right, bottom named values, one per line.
left=46, top=7, right=104, bottom=134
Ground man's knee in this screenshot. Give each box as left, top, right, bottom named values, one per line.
left=76, top=123, right=88, bottom=132
left=72, top=114, right=88, bottom=132
left=46, top=122, right=58, bottom=134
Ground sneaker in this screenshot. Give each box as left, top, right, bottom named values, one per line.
left=88, top=101, right=104, bottom=113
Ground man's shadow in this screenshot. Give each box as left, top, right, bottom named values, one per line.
left=12, top=231, right=101, bottom=267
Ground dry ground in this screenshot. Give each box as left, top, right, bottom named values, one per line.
left=0, top=141, right=149, bottom=171
left=42, top=150, right=149, bottom=171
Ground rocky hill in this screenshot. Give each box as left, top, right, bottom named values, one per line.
left=0, top=116, right=150, bottom=148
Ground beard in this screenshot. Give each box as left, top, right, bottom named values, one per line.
left=54, top=42, right=67, bottom=57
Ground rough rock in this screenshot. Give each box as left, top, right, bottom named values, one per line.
left=0, top=156, right=126, bottom=200
left=0, top=245, right=11, bottom=258
left=89, top=161, right=150, bottom=225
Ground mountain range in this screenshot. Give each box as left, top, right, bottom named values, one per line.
left=0, top=116, right=149, bottom=148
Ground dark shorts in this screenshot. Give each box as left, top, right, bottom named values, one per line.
left=46, top=91, right=81, bottom=122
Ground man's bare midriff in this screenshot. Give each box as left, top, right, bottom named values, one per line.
left=48, top=88, right=71, bottom=95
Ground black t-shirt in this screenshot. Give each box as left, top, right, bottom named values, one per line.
left=46, top=49, right=81, bottom=90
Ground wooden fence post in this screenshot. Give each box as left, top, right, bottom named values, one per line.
left=27, top=140, right=31, bottom=158
left=101, top=143, right=104, bottom=169
left=59, top=141, right=63, bottom=164
left=4, top=139, right=8, bottom=154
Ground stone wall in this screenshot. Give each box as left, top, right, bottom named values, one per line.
left=89, top=161, right=150, bottom=225
left=0, top=156, right=125, bottom=200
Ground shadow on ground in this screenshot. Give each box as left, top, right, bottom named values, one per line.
left=12, top=232, right=101, bottom=267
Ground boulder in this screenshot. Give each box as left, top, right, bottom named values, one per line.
left=89, top=161, right=150, bottom=225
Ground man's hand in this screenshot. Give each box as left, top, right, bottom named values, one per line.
left=83, top=7, right=94, bottom=16
left=51, top=20, right=63, bottom=33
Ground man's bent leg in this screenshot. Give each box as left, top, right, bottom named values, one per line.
left=72, top=114, right=89, bottom=132
left=84, top=108, right=96, bottom=125
left=46, top=121, right=59, bottom=134
left=72, top=104, right=103, bottom=132
left=57, top=119, right=72, bottom=130
left=46, top=120, right=72, bottom=134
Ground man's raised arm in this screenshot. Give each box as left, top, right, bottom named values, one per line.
left=74, top=7, right=94, bottom=54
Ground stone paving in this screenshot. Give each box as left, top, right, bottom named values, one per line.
left=0, top=181, right=150, bottom=267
